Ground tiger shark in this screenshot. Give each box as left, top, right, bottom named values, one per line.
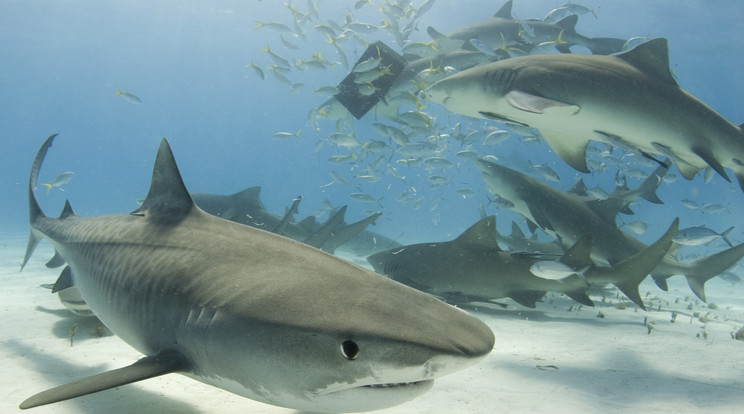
left=427, top=38, right=744, bottom=191
left=19, top=134, right=494, bottom=412
left=368, top=216, right=678, bottom=310
left=473, top=158, right=744, bottom=302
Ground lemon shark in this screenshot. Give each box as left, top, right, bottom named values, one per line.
left=428, top=0, right=626, bottom=55
left=19, top=134, right=494, bottom=412
left=190, top=187, right=395, bottom=255
left=426, top=38, right=744, bottom=191
left=368, top=216, right=678, bottom=310
left=473, top=158, right=744, bottom=303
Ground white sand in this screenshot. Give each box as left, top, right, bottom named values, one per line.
left=1, top=234, right=743, bottom=414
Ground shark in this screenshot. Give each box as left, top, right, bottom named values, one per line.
left=426, top=38, right=744, bottom=191
left=428, top=0, right=626, bottom=55
left=368, top=216, right=677, bottom=310
left=473, top=158, right=744, bottom=303
left=19, top=134, right=494, bottom=412
left=190, top=187, right=396, bottom=255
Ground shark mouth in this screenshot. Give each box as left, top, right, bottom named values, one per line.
left=361, top=380, right=431, bottom=389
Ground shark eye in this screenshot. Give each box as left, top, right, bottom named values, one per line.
left=341, top=340, right=359, bottom=360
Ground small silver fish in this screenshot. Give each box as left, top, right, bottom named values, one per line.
left=272, top=130, right=301, bottom=140
left=673, top=226, right=734, bottom=247
left=115, top=88, right=141, bottom=104
left=530, top=261, right=589, bottom=283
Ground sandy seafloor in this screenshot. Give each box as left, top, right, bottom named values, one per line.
left=2, top=233, right=743, bottom=414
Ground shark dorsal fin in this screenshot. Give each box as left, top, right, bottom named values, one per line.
left=559, top=235, right=594, bottom=269
left=455, top=216, right=502, bottom=250
left=131, top=139, right=194, bottom=223
left=567, top=178, right=588, bottom=196
left=494, top=0, right=513, bottom=19
left=586, top=197, right=625, bottom=224
left=232, top=186, right=266, bottom=210
left=615, top=38, right=677, bottom=86
left=510, top=221, right=525, bottom=238
left=20, top=351, right=190, bottom=410
left=59, top=200, right=76, bottom=219
left=554, top=14, right=578, bottom=33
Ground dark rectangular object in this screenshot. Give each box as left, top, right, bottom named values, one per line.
left=334, top=41, right=408, bottom=119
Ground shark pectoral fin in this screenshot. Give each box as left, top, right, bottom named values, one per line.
left=506, top=90, right=580, bottom=115
left=478, top=111, right=530, bottom=127
left=692, top=145, right=730, bottom=182
left=19, top=351, right=189, bottom=410
left=510, top=290, right=546, bottom=308
left=526, top=206, right=554, bottom=233
left=559, top=236, right=594, bottom=270
left=539, top=129, right=591, bottom=173
left=51, top=266, right=73, bottom=293
left=564, top=290, right=594, bottom=306
left=651, top=274, right=670, bottom=291
left=45, top=250, right=66, bottom=268
left=675, top=161, right=700, bottom=180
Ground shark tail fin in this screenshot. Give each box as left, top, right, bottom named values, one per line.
left=608, top=218, right=679, bottom=310
left=637, top=162, right=669, bottom=204
left=22, top=134, right=58, bottom=271
left=721, top=226, right=735, bottom=248
left=19, top=350, right=189, bottom=410
left=679, top=243, right=744, bottom=302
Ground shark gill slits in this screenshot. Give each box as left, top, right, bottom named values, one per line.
left=341, top=340, right=360, bottom=360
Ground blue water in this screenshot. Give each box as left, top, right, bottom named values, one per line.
left=1, top=0, right=742, bottom=253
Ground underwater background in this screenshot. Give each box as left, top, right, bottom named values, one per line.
left=0, top=0, right=742, bottom=245
left=1, top=0, right=744, bottom=412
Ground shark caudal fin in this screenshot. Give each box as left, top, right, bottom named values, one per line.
left=21, top=134, right=58, bottom=271
left=680, top=243, right=744, bottom=302
left=599, top=218, right=678, bottom=310
left=19, top=351, right=189, bottom=410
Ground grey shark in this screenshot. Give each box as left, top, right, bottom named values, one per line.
left=19, top=134, right=494, bottom=412
left=429, top=0, right=626, bottom=55
left=368, top=216, right=677, bottom=310
left=427, top=39, right=744, bottom=190
left=191, top=187, right=396, bottom=255
left=474, top=158, right=744, bottom=302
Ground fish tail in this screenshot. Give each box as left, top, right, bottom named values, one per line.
left=606, top=218, right=678, bottom=310
left=721, top=226, right=735, bottom=248
left=115, top=87, right=122, bottom=95
left=22, top=134, right=57, bottom=270
left=681, top=243, right=744, bottom=302
left=41, top=183, right=52, bottom=194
